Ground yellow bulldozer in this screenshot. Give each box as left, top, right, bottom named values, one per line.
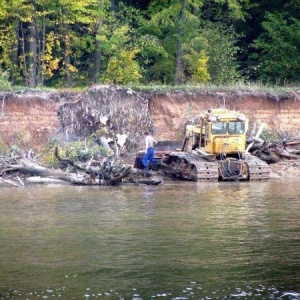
left=135, top=108, right=270, bottom=181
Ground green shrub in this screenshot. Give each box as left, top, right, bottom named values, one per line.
left=260, top=128, right=291, bottom=141
left=40, top=138, right=109, bottom=168
left=0, top=71, right=11, bottom=91
left=0, top=138, right=10, bottom=155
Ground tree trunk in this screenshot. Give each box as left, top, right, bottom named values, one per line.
left=20, top=21, right=29, bottom=86
left=38, top=1, right=46, bottom=86
left=10, top=19, right=20, bottom=85
left=205, top=0, right=211, bottom=20
left=2, top=159, right=84, bottom=183
left=94, top=1, right=104, bottom=83
left=28, top=0, right=38, bottom=88
left=110, top=0, right=116, bottom=11
left=64, top=47, right=73, bottom=87
left=62, top=6, right=73, bottom=87
left=174, top=0, right=186, bottom=85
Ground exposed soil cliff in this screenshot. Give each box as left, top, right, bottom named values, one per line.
left=0, top=91, right=77, bottom=149
left=1, top=87, right=300, bottom=151
left=145, top=90, right=300, bottom=141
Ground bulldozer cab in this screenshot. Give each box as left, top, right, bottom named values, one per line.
left=185, top=109, right=248, bottom=157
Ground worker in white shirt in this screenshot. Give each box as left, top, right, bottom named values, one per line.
left=142, top=132, right=157, bottom=174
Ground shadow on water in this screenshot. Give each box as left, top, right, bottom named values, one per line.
left=0, top=179, right=300, bottom=299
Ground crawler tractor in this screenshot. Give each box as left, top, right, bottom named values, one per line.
left=135, top=108, right=270, bottom=181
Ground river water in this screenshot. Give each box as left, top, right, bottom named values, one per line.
left=0, top=179, right=300, bottom=300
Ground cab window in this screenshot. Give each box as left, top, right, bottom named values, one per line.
left=228, top=121, right=245, bottom=134
left=211, top=122, right=227, bottom=134
left=205, top=123, right=209, bottom=138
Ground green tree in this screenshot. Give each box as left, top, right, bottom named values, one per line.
left=202, top=0, right=250, bottom=23
left=99, top=23, right=142, bottom=84
left=0, top=7, right=19, bottom=83
left=53, top=0, right=99, bottom=87
left=94, top=3, right=161, bottom=85
left=144, top=0, right=205, bottom=84
left=200, top=22, right=241, bottom=84
left=142, top=0, right=245, bottom=84
left=0, top=0, right=35, bottom=86
left=4, top=0, right=296, bottom=87
left=187, top=49, right=210, bottom=83
left=105, top=48, right=141, bottom=84
left=93, top=0, right=111, bottom=83
left=251, top=13, right=300, bottom=83
left=0, top=0, right=101, bottom=87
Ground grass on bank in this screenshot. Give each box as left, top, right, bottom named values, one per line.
left=1, top=76, right=300, bottom=96
left=130, top=81, right=300, bottom=96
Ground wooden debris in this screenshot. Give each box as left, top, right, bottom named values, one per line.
left=248, top=139, right=300, bottom=163
left=0, top=147, right=163, bottom=187
left=56, top=85, right=153, bottom=154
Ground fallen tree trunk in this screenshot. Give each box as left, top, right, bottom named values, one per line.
left=1, top=158, right=92, bottom=184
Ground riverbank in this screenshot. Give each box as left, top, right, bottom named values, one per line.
left=1, top=85, right=300, bottom=180
left=1, top=86, right=300, bottom=150
left=268, top=159, right=300, bottom=178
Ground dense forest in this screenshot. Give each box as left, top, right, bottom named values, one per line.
left=0, top=0, right=300, bottom=88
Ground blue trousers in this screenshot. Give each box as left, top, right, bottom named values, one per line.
left=142, top=147, right=154, bottom=168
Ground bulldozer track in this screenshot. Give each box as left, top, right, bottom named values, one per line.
left=164, top=153, right=271, bottom=181
left=165, top=153, right=219, bottom=181
left=244, top=156, right=271, bottom=180
left=191, top=160, right=220, bottom=181
left=136, top=150, right=271, bottom=182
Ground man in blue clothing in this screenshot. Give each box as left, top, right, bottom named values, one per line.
left=142, top=132, right=157, bottom=174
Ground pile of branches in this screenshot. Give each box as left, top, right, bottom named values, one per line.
left=248, top=137, right=300, bottom=164
left=0, top=148, right=162, bottom=187
left=244, top=123, right=300, bottom=163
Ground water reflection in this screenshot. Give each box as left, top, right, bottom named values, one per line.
left=0, top=180, right=300, bottom=299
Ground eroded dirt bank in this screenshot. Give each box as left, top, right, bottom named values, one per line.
left=0, top=91, right=77, bottom=149
left=146, top=90, right=300, bottom=141
left=1, top=87, right=300, bottom=151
